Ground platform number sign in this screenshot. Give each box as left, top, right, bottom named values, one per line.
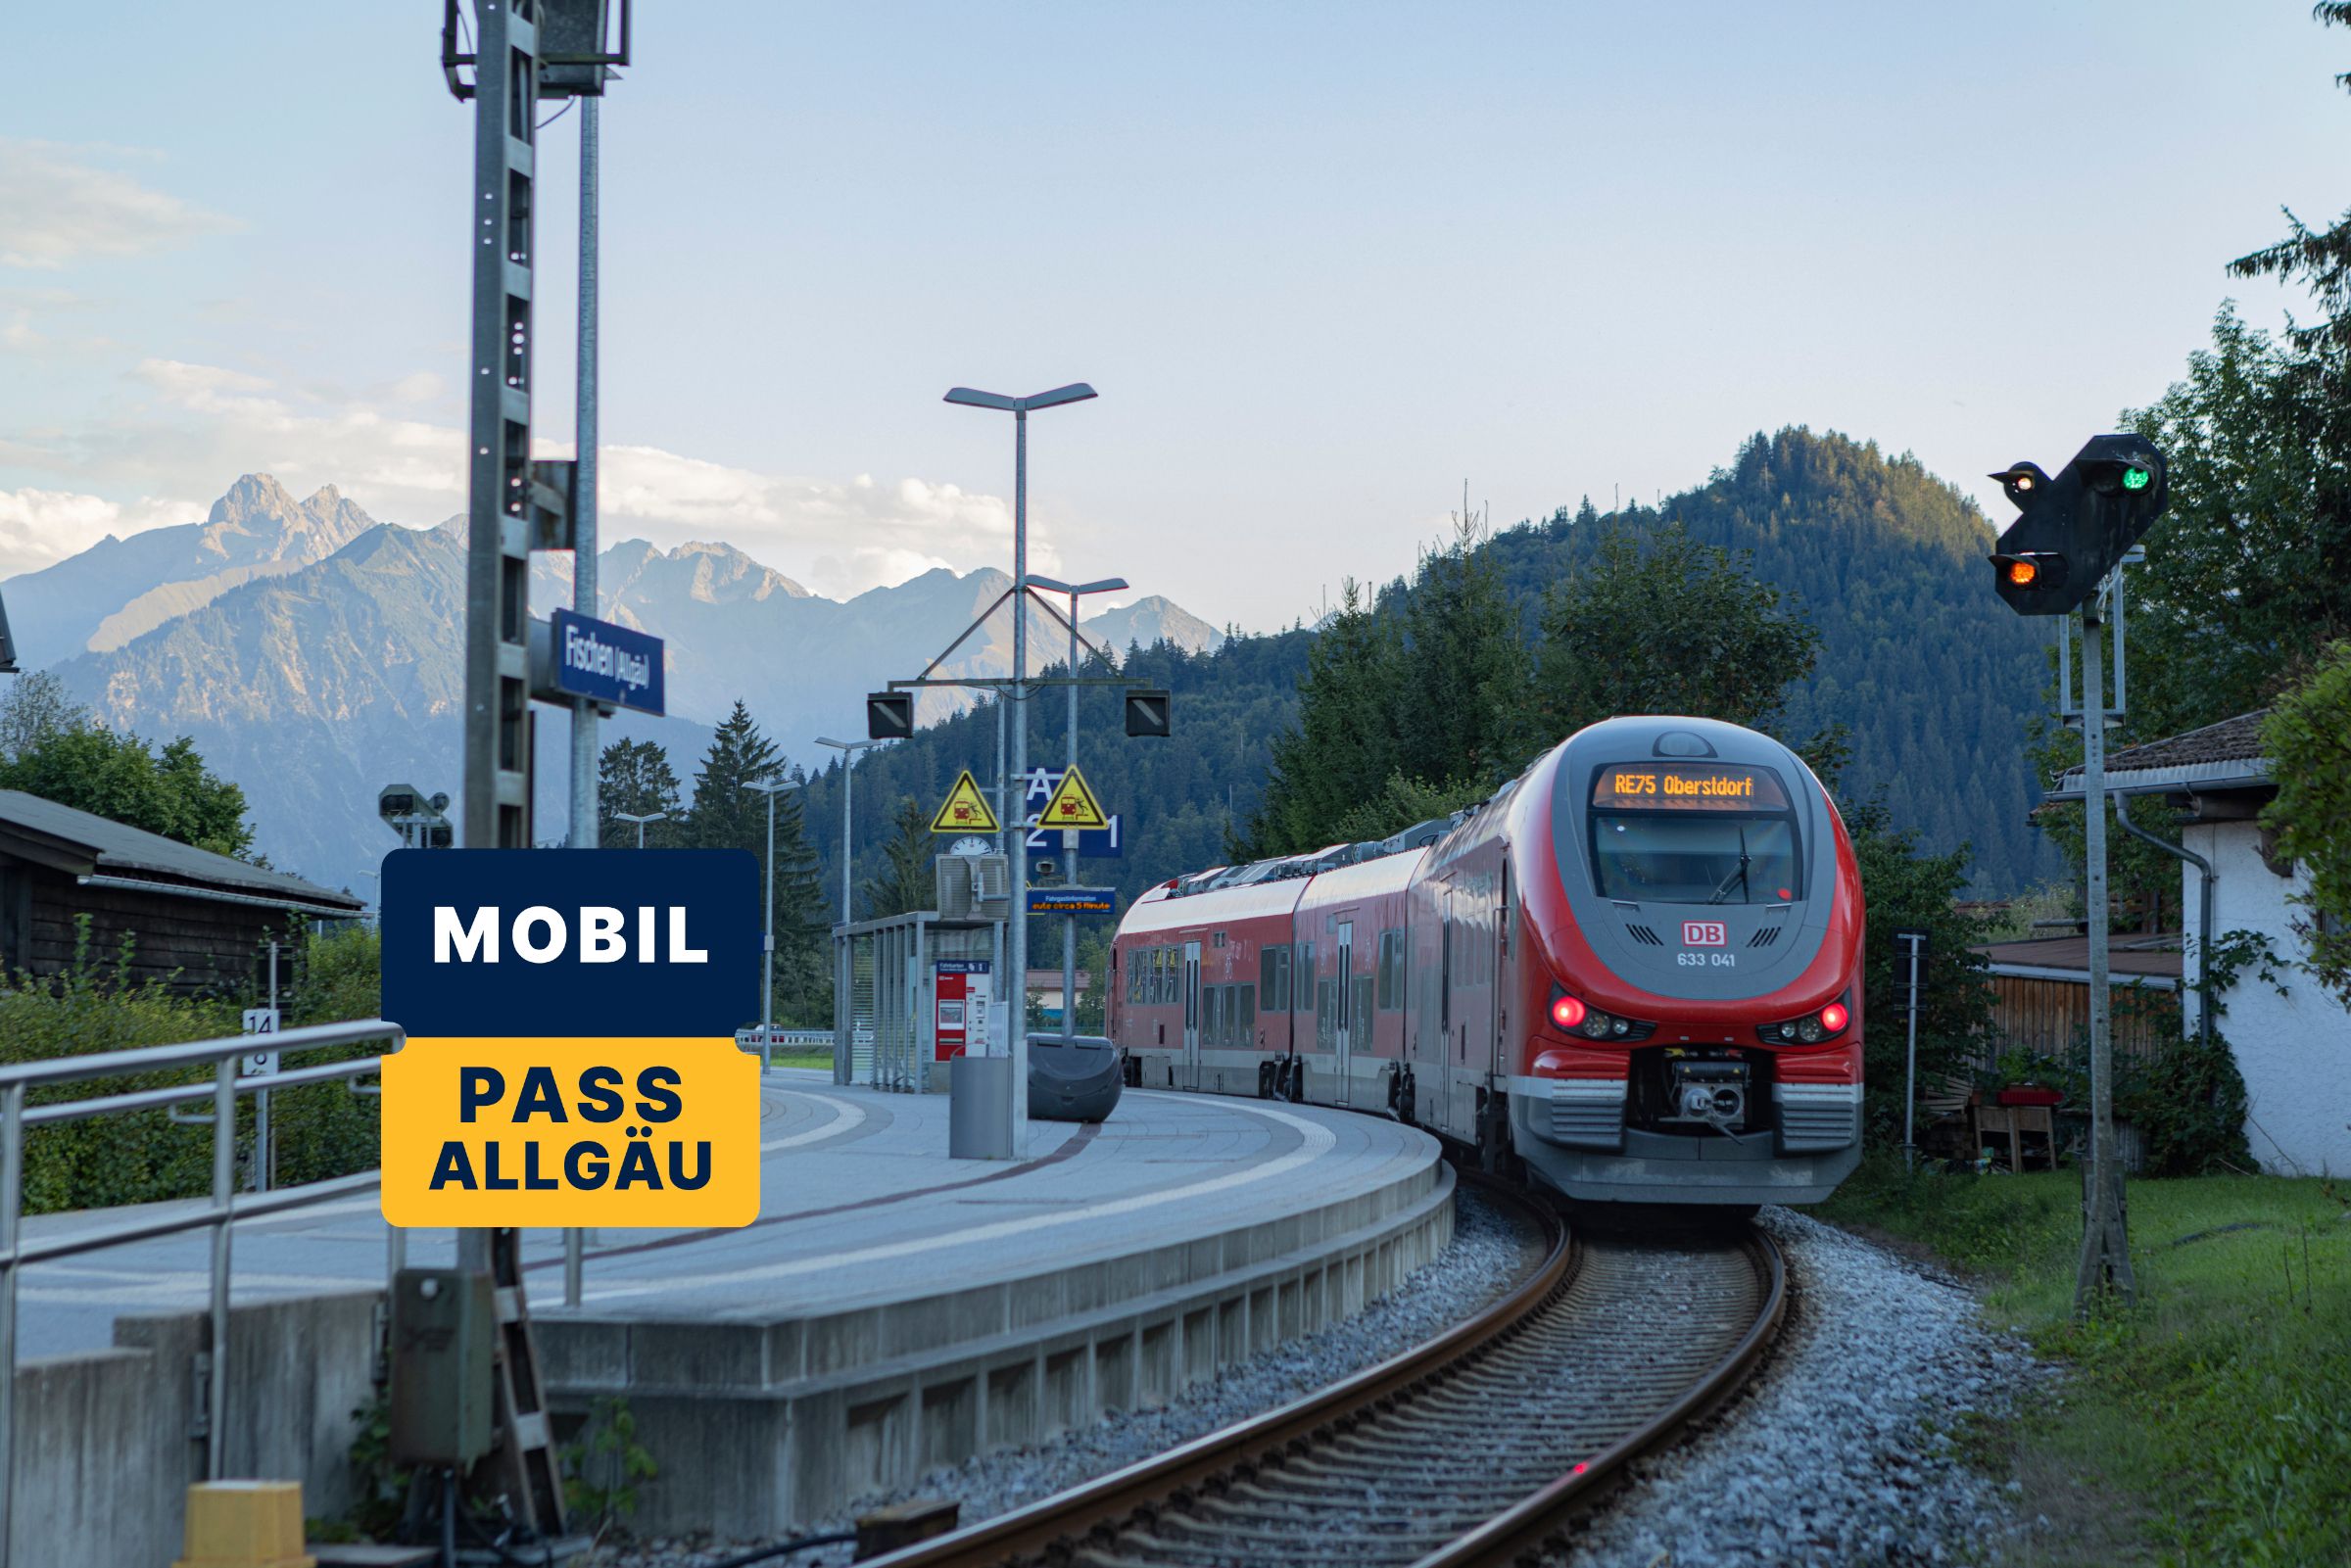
left=241, top=1006, right=281, bottom=1076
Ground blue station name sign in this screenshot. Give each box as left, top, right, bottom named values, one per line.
left=548, top=607, right=665, bottom=715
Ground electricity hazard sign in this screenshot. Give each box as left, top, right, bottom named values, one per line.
left=1038, top=764, right=1109, bottom=831
left=376, top=848, right=763, bottom=1229
left=930, top=770, right=999, bottom=834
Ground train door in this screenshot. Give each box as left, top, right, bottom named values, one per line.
left=1182, top=940, right=1202, bottom=1089
left=1334, top=919, right=1355, bottom=1107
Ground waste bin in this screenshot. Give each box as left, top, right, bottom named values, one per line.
left=948, top=1054, right=1014, bottom=1160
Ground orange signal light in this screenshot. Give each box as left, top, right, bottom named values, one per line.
left=2004, top=559, right=2039, bottom=588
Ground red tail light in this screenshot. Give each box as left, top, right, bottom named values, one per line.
left=1551, top=994, right=1587, bottom=1029
left=1819, top=1002, right=1849, bottom=1033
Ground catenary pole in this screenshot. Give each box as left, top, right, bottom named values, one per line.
left=562, top=91, right=600, bottom=1314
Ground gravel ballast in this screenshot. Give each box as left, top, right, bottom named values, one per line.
left=1551, top=1206, right=2048, bottom=1567
left=586, top=1200, right=2046, bottom=1568
left=587, top=1187, right=1542, bottom=1568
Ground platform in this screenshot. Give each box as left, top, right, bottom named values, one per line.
left=14, top=1069, right=1449, bottom=1546
left=539, top=1071, right=1452, bottom=1534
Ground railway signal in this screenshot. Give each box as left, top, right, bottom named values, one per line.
left=1125, top=688, right=1172, bottom=737
left=1987, top=436, right=2167, bottom=616
left=1988, top=433, right=2165, bottom=1316
left=867, top=690, right=914, bottom=741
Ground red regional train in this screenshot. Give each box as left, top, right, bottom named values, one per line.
left=1108, top=716, right=1866, bottom=1207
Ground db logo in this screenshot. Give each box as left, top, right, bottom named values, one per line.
left=1683, top=921, right=1729, bottom=947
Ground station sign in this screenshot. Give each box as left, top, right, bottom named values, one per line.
left=1028, top=886, right=1118, bottom=916
left=533, top=608, right=666, bottom=715
left=377, top=848, right=761, bottom=1228
left=1026, top=815, right=1123, bottom=860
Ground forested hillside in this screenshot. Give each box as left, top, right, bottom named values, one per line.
left=794, top=427, right=2056, bottom=907
left=1484, top=430, right=2060, bottom=893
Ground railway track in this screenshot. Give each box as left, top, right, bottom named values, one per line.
left=865, top=1177, right=1785, bottom=1568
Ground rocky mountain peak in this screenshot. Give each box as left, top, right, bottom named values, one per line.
left=196, top=473, right=376, bottom=566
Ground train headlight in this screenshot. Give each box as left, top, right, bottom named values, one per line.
left=1764, top=991, right=1853, bottom=1046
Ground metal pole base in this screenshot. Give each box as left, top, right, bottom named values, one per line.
left=2074, top=1159, right=2136, bottom=1313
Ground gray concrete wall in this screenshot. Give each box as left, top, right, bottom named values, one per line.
left=10, top=1289, right=381, bottom=1566
left=544, top=1158, right=1456, bottom=1536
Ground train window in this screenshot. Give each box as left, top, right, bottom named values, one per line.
left=1259, top=944, right=1290, bottom=1014
left=1153, top=947, right=1168, bottom=1006
left=1591, top=813, right=1801, bottom=904
left=1203, top=984, right=1222, bottom=1046
left=1376, top=929, right=1404, bottom=1010
left=1238, top=983, right=1256, bottom=1042
left=1295, top=941, right=1315, bottom=1008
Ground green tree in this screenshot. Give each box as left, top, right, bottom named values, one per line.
left=1514, top=519, right=1820, bottom=754
left=862, top=796, right=933, bottom=920
left=1254, top=579, right=1403, bottom=852
left=0, top=723, right=251, bottom=858
left=0, top=672, right=84, bottom=762
left=597, top=737, right=685, bottom=848
left=2263, top=641, right=2351, bottom=1003
left=684, top=702, right=830, bottom=1024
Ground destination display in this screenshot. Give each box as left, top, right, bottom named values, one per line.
left=1590, top=764, right=1790, bottom=812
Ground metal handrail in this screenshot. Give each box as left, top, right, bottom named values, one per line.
left=0, top=1017, right=402, bottom=1568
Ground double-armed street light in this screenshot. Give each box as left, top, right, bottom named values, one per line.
left=943, top=382, right=1097, bottom=1153
left=613, top=809, right=666, bottom=848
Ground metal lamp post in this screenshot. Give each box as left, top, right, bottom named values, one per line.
left=942, top=382, right=1097, bottom=1155
left=1028, top=573, right=1128, bottom=1038
left=748, top=778, right=801, bottom=1069
left=614, top=809, right=665, bottom=848
left=815, top=736, right=885, bottom=926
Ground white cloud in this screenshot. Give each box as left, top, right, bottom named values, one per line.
left=11, top=356, right=1052, bottom=599
left=0, top=141, right=236, bottom=269
left=0, top=488, right=203, bottom=575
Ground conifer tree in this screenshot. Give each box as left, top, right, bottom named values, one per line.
left=862, top=796, right=934, bottom=919
left=597, top=737, right=684, bottom=848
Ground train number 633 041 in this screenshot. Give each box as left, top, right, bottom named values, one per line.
left=1677, top=951, right=1738, bottom=968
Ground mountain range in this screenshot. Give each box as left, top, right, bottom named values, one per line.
left=10, top=476, right=1223, bottom=892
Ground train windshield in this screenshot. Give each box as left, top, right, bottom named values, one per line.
left=1586, top=764, right=1801, bottom=905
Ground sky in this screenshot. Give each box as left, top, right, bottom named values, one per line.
left=2, top=2, right=2344, bottom=629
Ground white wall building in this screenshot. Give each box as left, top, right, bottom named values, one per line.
left=2057, top=712, right=2351, bottom=1177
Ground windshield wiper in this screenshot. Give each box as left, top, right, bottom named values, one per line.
left=1707, top=826, right=1751, bottom=905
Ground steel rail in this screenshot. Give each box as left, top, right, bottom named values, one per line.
left=859, top=1170, right=1572, bottom=1568
left=860, top=1176, right=1784, bottom=1568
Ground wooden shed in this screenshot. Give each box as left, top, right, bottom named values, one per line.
left=1971, top=932, right=2183, bottom=1067
left=0, top=789, right=363, bottom=996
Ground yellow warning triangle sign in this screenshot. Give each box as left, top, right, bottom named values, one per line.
left=929, top=770, right=999, bottom=834
left=1039, top=763, right=1110, bottom=831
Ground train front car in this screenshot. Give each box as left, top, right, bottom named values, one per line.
left=1509, top=716, right=1865, bottom=1207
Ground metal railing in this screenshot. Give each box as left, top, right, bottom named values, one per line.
left=0, top=1018, right=401, bottom=1566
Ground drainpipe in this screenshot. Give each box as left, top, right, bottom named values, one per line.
left=2108, top=791, right=2215, bottom=1053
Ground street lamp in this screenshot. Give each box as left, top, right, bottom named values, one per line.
left=815, top=736, right=886, bottom=927
left=748, top=778, right=802, bottom=1069
left=614, top=810, right=665, bottom=848
left=1028, top=574, right=1128, bottom=1040
left=943, top=381, right=1097, bottom=1155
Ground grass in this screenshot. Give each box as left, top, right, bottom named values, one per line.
left=762, top=1049, right=832, bottom=1070
left=1817, top=1153, right=2351, bottom=1566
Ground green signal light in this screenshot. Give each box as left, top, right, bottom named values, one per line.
left=2123, top=465, right=2150, bottom=491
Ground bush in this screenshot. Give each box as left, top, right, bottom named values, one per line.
left=0, top=918, right=386, bottom=1212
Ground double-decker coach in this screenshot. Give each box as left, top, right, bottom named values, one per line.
left=1109, top=715, right=1866, bottom=1208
